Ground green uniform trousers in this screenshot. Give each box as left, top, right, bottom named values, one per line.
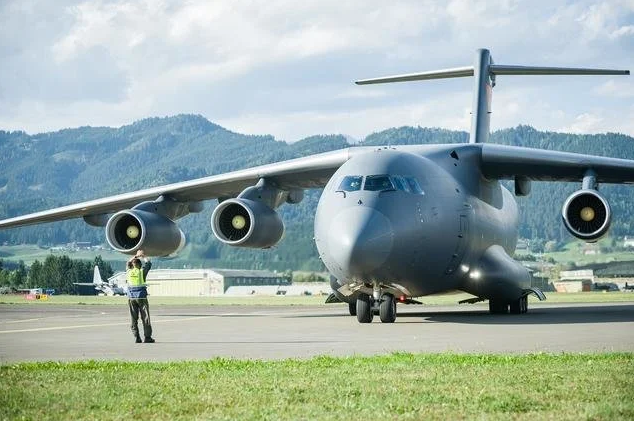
left=128, top=298, right=153, bottom=339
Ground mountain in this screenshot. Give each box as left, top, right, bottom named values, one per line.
left=1, top=115, right=633, bottom=270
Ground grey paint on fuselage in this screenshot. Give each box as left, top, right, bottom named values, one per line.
left=315, top=144, right=529, bottom=302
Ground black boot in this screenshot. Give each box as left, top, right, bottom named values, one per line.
left=135, top=335, right=142, bottom=343
left=144, top=337, right=155, bottom=343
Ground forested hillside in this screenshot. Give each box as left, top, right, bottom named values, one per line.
left=1, top=115, right=633, bottom=270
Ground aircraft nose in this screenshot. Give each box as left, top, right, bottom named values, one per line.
left=328, top=206, right=394, bottom=275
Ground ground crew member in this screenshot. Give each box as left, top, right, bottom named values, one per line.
left=126, top=250, right=154, bottom=343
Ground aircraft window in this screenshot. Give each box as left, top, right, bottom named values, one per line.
left=405, top=177, right=424, bottom=195
left=338, top=175, right=363, bottom=192
left=391, top=175, right=411, bottom=192
left=364, top=175, right=395, bottom=192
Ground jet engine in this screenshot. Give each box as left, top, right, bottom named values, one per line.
left=106, top=209, right=186, bottom=256
left=211, top=198, right=284, bottom=248
left=561, top=189, right=611, bottom=242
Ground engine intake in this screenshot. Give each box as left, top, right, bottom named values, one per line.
left=562, top=189, right=611, bottom=242
left=106, top=210, right=186, bottom=256
left=211, top=198, right=284, bottom=248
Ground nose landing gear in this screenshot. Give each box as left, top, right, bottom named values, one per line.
left=355, top=292, right=397, bottom=323
left=356, top=293, right=374, bottom=323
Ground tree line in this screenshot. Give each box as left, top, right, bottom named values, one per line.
left=0, top=255, right=114, bottom=294
left=2, top=116, right=634, bottom=271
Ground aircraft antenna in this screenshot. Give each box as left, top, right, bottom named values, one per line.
left=355, top=49, right=629, bottom=144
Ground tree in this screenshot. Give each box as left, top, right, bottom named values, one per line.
left=41, top=255, right=74, bottom=294
left=28, top=260, right=43, bottom=288
left=10, top=261, right=27, bottom=288
left=0, top=262, right=8, bottom=287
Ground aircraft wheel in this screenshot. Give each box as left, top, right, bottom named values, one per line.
left=356, top=294, right=373, bottom=323
left=509, top=301, right=520, bottom=314
left=348, top=301, right=357, bottom=316
left=379, top=294, right=397, bottom=323
left=510, top=296, right=529, bottom=314
left=489, top=300, right=509, bottom=314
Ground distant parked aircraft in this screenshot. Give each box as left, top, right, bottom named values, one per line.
left=74, top=266, right=126, bottom=296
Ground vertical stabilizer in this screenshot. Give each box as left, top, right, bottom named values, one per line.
left=93, top=266, right=103, bottom=285
left=355, top=49, right=628, bottom=144
left=470, top=49, right=493, bottom=144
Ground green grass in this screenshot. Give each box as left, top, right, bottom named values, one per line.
left=540, top=238, right=634, bottom=266
left=0, top=244, right=126, bottom=265
left=0, top=294, right=330, bottom=306
left=1, top=354, right=632, bottom=420
left=1, top=291, right=633, bottom=306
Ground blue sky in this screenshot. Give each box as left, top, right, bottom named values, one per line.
left=1, top=0, right=633, bottom=141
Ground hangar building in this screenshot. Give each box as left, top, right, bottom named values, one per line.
left=121, top=268, right=291, bottom=297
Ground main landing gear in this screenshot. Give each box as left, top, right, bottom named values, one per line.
left=488, top=295, right=528, bottom=314
left=355, top=293, right=397, bottom=323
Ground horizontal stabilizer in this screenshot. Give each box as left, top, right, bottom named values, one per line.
left=355, top=48, right=629, bottom=144
left=355, top=65, right=629, bottom=85
left=355, top=66, right=474, bottom=85
left=489, top=65, right=629, bottom=76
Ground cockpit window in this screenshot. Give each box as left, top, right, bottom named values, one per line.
left=363, top=175, right=395, bottom=192
left=391, top=175, right=411, bottom=193
left=337, top=175, right=363, bottom=192
left=405, top=177, right=424, bottom=195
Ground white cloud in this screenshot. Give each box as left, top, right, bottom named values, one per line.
left=219, top=90, right=472, bottom=141
left=595, top=80, right=634, bottom=98
left=1, top=0, right=633, bottom=139
left=559, top=113, right=605, bottom=134
left=611, top=25, right=634, bottom=39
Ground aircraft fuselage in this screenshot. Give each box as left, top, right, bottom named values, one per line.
left=315, top=144, right=530, bottom=303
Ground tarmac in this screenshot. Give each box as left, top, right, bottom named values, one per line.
left=1, top=302, right=633, bottom=363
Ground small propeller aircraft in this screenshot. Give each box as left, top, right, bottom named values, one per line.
left=73, top=266, right=126, bottom=296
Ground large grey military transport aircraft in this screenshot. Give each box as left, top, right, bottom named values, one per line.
left=0, top=49, right=631, bottom=323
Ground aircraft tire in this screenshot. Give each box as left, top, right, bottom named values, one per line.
left=379, top=294, right=397, bottom=323
left=489, top=300, right=509, bottom=314
left=356, top=294, right=373, bottom=323
left=510, top=296, right=529, bottom=314
left=348, top=301, right=357, bottom=316
left=509, top=300, right=520, bottom=314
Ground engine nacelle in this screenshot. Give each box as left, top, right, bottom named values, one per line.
left=562, top=189, right=611, bottom=242
left=106, top=210, right=186, bottom=256
left=211, top=198, right=284, bottom=248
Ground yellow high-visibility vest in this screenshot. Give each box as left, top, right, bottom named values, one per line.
left=127, top=267, right=145, bottom=287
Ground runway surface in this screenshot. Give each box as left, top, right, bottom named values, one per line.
left=1, top=302, right=633, bottom=363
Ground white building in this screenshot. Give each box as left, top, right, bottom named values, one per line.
left=559, top=269, right=595, bottom=282
left=111, top=268, right=291, bottom=297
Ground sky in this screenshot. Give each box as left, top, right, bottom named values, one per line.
left=1, top=0, right=633, bottom=142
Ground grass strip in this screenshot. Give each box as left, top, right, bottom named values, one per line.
left=1, top=292, right=633, bottom=306
left=1, top=353, right=632, bottom=420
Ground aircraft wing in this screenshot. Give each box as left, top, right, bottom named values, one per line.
left=480, top=144, right=634, bottom=183
left=0, top=148, right=359, bottom=229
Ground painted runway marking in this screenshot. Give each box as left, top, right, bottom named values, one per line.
left=3, top=317, right=49, bottom=324
left=2, top=309, right=110, bottom=324
left=0, top=315, right=217, bottom=334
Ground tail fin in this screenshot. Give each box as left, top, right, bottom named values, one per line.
left=93, top=266, right=103, bottom=285
left=355, top=48, right=629, bottom=144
